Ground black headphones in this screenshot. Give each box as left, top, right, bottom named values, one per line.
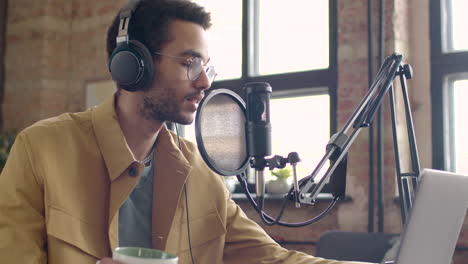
left=108, top=0, right=154, bottom=92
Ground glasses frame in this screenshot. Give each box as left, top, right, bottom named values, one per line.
left=152, top=52, right=217, bottom=83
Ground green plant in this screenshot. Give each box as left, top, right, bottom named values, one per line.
left=270, top=167, right=292, bottom=181
left=0, top=130, right=17, bottom=169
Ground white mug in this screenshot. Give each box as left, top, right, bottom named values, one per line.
left=113, top=247, right=178, bottom=264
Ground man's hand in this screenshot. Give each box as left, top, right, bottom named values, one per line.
left=97, top=257, right=124, bottom=264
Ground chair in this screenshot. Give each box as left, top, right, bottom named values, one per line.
left=315, top=231, right=399, bottom=263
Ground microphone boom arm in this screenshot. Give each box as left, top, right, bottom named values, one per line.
left=297, top=53, right=420, bottom=224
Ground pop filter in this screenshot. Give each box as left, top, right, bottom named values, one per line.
left=195, top=89, right=249, bottom=176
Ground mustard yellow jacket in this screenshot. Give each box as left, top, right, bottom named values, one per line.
left=0, top=96, right=366, bottom=264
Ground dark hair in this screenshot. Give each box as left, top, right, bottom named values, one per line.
left=106, top=0, right=211, bottom=61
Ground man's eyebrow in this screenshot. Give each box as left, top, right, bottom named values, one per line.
left=177, top=50, right=211, bottom=63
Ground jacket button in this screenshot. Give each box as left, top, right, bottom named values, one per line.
left=128, top=167, right=137, bottom=177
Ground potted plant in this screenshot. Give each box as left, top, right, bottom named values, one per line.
left=266, top=167, right=292, bottom=194
left=224, top=176, right=237, bottom=193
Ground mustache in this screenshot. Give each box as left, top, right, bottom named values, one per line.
left=185, top=91, right=204, bottom=99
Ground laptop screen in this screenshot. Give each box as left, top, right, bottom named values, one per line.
left=395, top=169, right=468, bottom=264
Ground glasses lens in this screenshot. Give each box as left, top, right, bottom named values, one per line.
left=206, top=66, right=217, bottom=83
left=188, top=57, right=216, bottom=83
left=188, top=57, right=203, bottom=80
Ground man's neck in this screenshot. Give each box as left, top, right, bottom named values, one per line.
left=115, top=93, right=163, bottom=161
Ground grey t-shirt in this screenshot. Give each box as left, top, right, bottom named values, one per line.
left=118, top=162, right=154, bottom=248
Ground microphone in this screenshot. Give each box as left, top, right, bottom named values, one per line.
left=245, top=82, right=272, bottom=158
left=244, top=82, right=272, bottom=205
left=194, top=85, right=314, bottom=226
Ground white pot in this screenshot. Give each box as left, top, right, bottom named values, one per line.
left=224, top=178, right=237, bottom=193
left=266, top=179, right=291, bottom=194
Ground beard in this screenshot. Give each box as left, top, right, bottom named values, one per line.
left=141, top=88, right=193, bottom=125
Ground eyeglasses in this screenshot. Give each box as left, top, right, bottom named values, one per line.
left=153, top=52, right=217, bottom=84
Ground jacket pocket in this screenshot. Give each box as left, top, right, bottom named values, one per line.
left=46, top=206, right=109, bottom=258
left=173, top=210, right=226, bottom=253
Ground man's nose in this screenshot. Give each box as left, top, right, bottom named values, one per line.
left=193, top=69, right=212, bottom=91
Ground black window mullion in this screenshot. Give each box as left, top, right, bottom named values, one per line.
left=431, top=69, right=446, bottom=170
left=432, top=52, right=468, bottom=70
left=431, top=0, right=447, bottom=170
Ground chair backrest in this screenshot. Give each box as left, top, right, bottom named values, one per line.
left=315, top=231, right=398, bottom=263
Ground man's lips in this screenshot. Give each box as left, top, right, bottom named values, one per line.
left=185, top=92, right=204, bottom=104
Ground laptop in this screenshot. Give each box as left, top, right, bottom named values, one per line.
left=390, top=169, right=468, bottom=264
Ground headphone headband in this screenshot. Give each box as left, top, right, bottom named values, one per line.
left=108, top=0, right=155, bottom=92
left=117, top=0, right=139, bottom=44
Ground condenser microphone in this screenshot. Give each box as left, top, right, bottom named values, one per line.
left=244, top=82, right=272, bottom=203
left=244, top=82, right=272, bottom=158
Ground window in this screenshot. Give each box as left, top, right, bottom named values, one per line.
left=431, top=0, right=468, bottom=173
left=441, top=0, right=468, bottom=52
left=184, top=1, right=336, bottom=185
left=197, top=1, right=242, bottom=80
left=269, top=91, right=330, bottom=181
left=256, top=0, right=329, bottom=75
left=446, top=76, right=468, bottom=174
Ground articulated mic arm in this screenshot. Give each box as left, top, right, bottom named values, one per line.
left=296, top=53, right=420, bottom=224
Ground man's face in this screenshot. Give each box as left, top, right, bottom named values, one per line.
left=141, top=19, right=211, bottom=125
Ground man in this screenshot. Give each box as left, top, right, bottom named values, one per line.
left=0, top=0, right=370, bottom=263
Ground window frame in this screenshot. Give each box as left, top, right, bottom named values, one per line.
left=430, top=0, right=468, bottom=170
left=209, top=0, right=338, bottom=135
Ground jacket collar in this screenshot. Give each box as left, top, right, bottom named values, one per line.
left=91, top=95, right=135, bottom=182
left=91, top=95, right=193, bottom=181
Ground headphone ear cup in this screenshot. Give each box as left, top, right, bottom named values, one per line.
left=108, top=40, right=154, bottom=92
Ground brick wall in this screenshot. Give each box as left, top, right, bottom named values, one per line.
left=3, top=0, right=123, bottom=130
left=2, top=0, right=466, bottom=262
